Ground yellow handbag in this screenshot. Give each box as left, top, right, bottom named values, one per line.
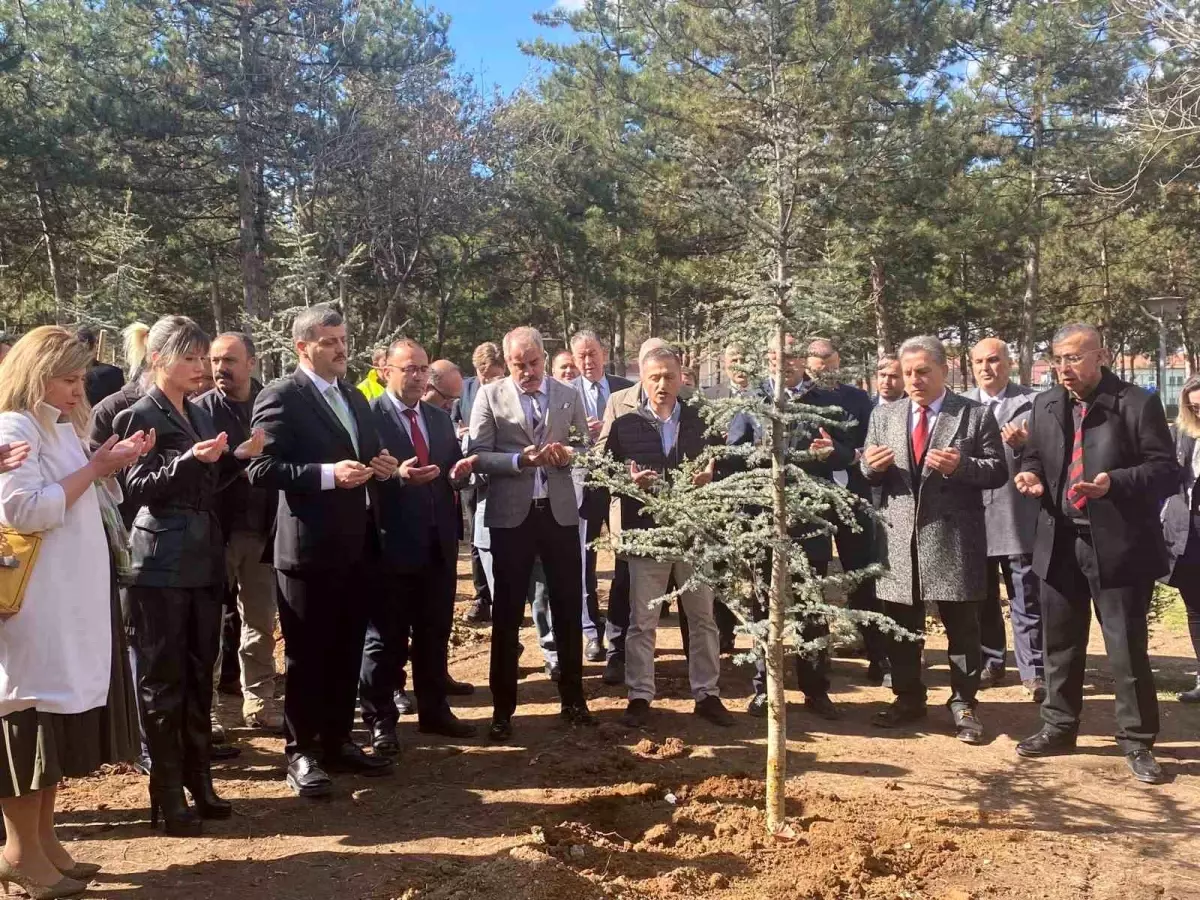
left=0, top=528, right=42, bottom=618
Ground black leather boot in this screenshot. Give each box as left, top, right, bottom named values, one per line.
left=184, top=772, right=232, bottom=820
left=149, top=779, right=201, bottom=836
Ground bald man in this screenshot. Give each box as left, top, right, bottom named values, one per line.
left=424, top=360, right=464, bottom=413
left=966, top=338, right=1045, bottom=702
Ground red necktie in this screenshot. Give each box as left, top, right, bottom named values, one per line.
left=912, top=404, right=930, bottom=463
left=1067, top=402, right=1088, bottom=510
left=403, top=408, right=430, bottom=467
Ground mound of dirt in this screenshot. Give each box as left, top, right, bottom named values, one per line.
left=632, top=737, right=687, bottom=760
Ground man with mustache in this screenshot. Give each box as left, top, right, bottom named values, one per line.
left=197, top=332, right=280, bottom=733
left=248, top=305, right=400, bottom=797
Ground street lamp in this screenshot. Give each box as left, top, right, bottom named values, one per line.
left=1142, top=296, right=1183, bottom=397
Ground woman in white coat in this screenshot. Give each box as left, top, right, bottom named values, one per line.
left=0, top=327, right=150, bottom=899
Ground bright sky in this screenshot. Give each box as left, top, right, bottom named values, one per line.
left=429, top=0, right=581, bottom=95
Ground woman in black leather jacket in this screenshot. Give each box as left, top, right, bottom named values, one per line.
left=113, top=316, right=263, bottom=835
left=1162, top=374, right=1200, bottom=704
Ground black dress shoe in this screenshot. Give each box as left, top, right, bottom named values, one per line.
left=953, top=707, right=984, bottom=745
left=286, top=755, right=333, bottom=798
left=559, top=703, right=596, bottom=727
left=695, top=695, right=735, bottom=727
left=210, top=742, right=241, bottom=761
left=804, top=694, right=842, bottom=721
left=1126, top=749, right=1165, bottom=784
left=1023, top=678, right=1048, bottom=704
left=445, top=677, right=475, bottom=696
left=746, top=693, right=768, bottom=717
left=1177, top=676, right=1200, bottom=703
left=585, top=639, right=605, bottom=662
left=866, top=659, right=893, bottom=688
left=418, top=715, right=478, bottom=739
left=979, top=666, right=1007, bottom=689
left=871, top=703, right=928, bottom=729
left=465, top=599, right=491, bottom=623
left=620, top=698, right=651, bottom=728
left=323, top=742, right=393, bottom=776
left=1015, top=727, right=1077, bottom=758
left=601, top=656, right=625, bottom=686
left=370, top=726, right=400, bottom=756
left=545, top=663, right=562, bottom=683
left=488, top=718, right=513, bottom=741
left=394, top=689, right=416, bottom=716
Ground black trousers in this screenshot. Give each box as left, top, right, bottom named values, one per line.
left=360, top=542, right=456, bottom=728
left=490, top=504, right=584, bottom=719
left=604, top=558, right=631, bottom=661
left=835, top=511, right=886, bottom=666
left=277, top=546, right=376, bottom=760
left=127, top=585, right=223, bottom=787
left=463, top=491, right=491, bottom=605
left=1041, top=529, right=1159, bottom=752
left=750, top=557, right=831, bottom=698
left=884, top=597, right=981, bottom=712
left=584, top=508, right=609, bottom=638
left=219, top=583, right=241, bottom=687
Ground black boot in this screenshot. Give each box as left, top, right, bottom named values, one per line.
left=149, top=779, right=201, bottom=836
left=184, top=772, right=232, bottom=820
left=1178, top=675, right=1200, bottom=703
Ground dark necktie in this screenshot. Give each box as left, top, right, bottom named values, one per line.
left=1067, top=402, right=1088, bottom=511
left=912, top=405, right=930, bottom=463
left=527, top=391, right=545, bottom=443
left=403, top=408, right=430, bottom=468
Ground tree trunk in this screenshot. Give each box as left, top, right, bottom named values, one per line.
left=237, top=6, right=268, bottom=327
left=33, top=171, right=67, bottom=322
left=209, top=248, right=225, bottom=334
left=1099, top=233, right=1111, bottom=330
left=869, top=252, right=892, bottom=356
left=1017, top=104, right=1044, bottom=385
left=614, top=300, right=627, bottom=377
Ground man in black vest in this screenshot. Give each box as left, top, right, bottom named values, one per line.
left=361, top=339, right=477, bottom=752
left=1014, top=322, right=1177, bottom=783
left=248, top=305, right=399, bottom=797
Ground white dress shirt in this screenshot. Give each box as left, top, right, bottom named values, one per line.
left=578, top=375, right=609, bottom=421
left=512, top=377, right=550, bottom=499
left=979, top=384, right=1005, bottom=419
left=303, top=365, right=360, bottom=491
left=385, top=390, right=431, bottom=449
left=909, top=390, right=948, bottom=440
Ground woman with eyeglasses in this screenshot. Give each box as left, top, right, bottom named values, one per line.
left=1161, top=375, right=1200, bottom=703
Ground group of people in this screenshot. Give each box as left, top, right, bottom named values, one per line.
left=0, top=308, right=1195, bottom=899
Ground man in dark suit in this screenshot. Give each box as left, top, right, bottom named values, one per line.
left=1014, top=322, right=1177, bottom=784
left=966, top=338, right=1044, bottom=701
left=466, top=326, right=593, bottom=740
left=361, top=339, right=477, bottom=753
left=807, top=339, right=889, bottom=686
left=454, top=342, right=505, bottom=623
left=77, top=326, right=126, bottom=406
left=571, top=329, right=634, bottom=662
left=248, top=305, right=400, bottom=797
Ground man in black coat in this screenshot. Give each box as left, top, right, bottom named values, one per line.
left=197, top=333, right=280, bottom=732
left=361, top=338, right=477, bottom=753
left=807, top=339, right=889, bottom=686
left=247, top=305, right=400, bottom=797
left=1014, top=322, right=1178, bottom=784
left=77, top=326, right=126, bottom=406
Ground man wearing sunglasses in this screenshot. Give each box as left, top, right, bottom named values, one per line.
left=1013, top=322, right=1178, bottom=784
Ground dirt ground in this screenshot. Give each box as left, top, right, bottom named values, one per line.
left=58, top=551, right=1200, bottom=900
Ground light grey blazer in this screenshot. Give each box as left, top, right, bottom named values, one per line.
left=861, top=391, right=1007, bottom=607
left=468, top=376, right=590, bottom=529
left=965, top=382, right=1040, bottom=557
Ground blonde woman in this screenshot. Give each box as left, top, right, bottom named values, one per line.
left=1162, top=374, right=1200, bottom=703
left=0, top=327, right=151, bottom=899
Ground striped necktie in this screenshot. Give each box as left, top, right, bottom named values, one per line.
left=1067, top=402, right=1088, bottom=511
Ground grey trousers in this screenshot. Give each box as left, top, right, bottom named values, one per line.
left=626, top=557, right=720, bottom=702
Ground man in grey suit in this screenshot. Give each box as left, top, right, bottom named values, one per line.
left=966, top=338, right=1045, bottom=702
left=571, top=329, right=634, bottom=661
left=862, top=335, right=1007, bottom=743
left=454, top=342, right=505, bottom=623
left=467, top=326, right=594, bottom=740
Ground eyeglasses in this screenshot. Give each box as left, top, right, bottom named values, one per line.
left=1188, top=404, right=1200, bottom=415
left=1050, top=350, right=1101, bottom=368
left=389, top=365, right=430, bottom=377
left=428, top=384, right=461, bottom=403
